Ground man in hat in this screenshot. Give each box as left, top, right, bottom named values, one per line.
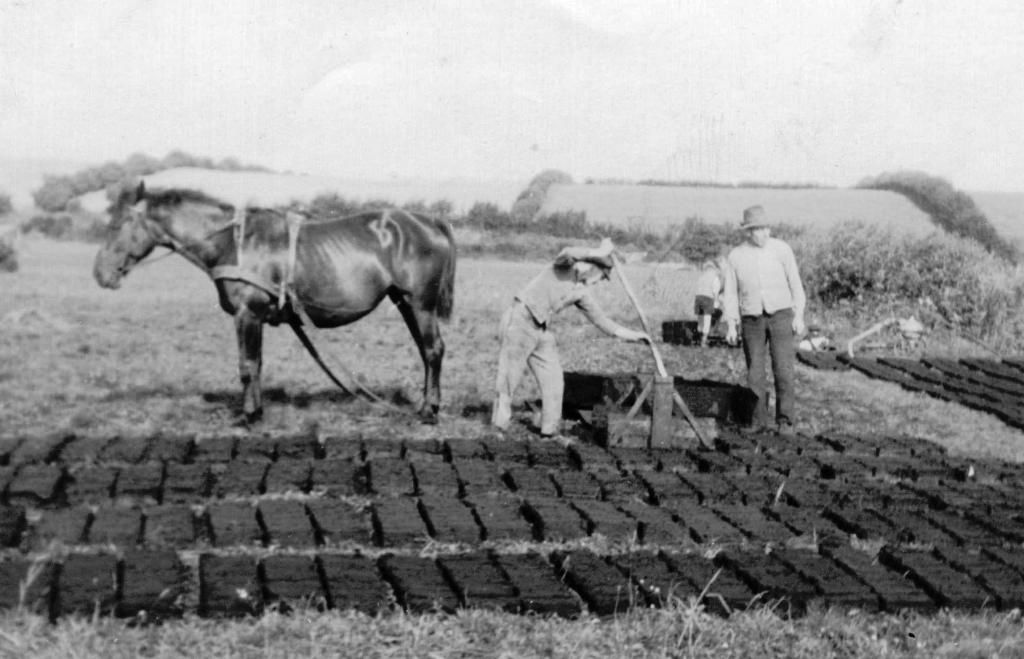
left=492, top=238, right=651, bottom=438
left=722, top=206, right=806, bottom=433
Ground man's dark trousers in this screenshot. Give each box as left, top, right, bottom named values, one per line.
left=740, top=307, right=795, bottom=428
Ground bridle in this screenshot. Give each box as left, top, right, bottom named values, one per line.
left=121, top=206, right=239, bottom=275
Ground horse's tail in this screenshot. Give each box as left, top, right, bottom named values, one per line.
left=435, top=218, right=457, bottom=320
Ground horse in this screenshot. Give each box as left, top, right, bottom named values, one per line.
left=93, top=181, right=456, bottom=423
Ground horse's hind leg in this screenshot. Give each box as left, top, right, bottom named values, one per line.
left=234, top=308, right=264, bottom=423
left=390, top=292, right=444, bottom=423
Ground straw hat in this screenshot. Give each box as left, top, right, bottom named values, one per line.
left=554, top=237, right=615, bottom=270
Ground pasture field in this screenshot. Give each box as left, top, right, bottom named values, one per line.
left=541, top=183, right=935, bottom=236
left=5, top=238, right=1024, bottom=658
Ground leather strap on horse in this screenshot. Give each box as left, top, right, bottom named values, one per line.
left=213, top=207, right=388, bottom=406
left=287, top=317, right=384, bottom=403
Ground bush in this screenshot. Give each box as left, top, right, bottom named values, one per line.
left=0, top=193, right=12, bottom=216
left=793, top=221, right=1024, bottom=348
left=510, top=169, right=573, bottom=223
left=32, top=150, right=271, bottom=212
left=21, top=211, right=108, bottom=243
left=0, top=233, right=17, bottom=272
left=858, top=170, right=1017, bottom=263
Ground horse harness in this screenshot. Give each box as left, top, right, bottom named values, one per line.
left=209, top=208, right=306, bottom=323
left=207, top=208, right=386, bottom=405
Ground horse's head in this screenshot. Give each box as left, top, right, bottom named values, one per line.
left=93, top=181, right=159, bottom=289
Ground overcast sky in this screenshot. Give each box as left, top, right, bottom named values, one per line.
left=2, top=0, right=1022, bottom=190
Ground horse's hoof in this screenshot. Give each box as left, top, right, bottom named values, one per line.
left=418, top=407, right=439, bottom=425
left=234, top=409, right=263, bottom=427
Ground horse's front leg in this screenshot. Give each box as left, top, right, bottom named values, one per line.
left=235, top=308, right=264, bottom=423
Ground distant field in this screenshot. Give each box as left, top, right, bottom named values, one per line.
left=541, top=183, right=937, bottom=235
left=75, top=167, right=524, bottom=215
left=974, top=191, right=1024, bottom=246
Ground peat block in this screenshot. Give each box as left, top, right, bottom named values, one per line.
left=273, top=432, right=320, bottom=461
left=8, top=432, right=73, bottom=466
left=437, top=554, right=519, bottom=611
left=58, top=435, right=114, bottom=464
left=773, top=548, right=881, bottom=611
left=192, top=434, right=238, bottom=463
left=936, top=546, right=1024, bottom=610
left=612, top=552, right=697, bottom=606
left=880, top=547, right=994, bottom=609
left=549, top=469, right=602, bottom=500
left=199, top=554, right=261, bottom=617
left=661, top=551, right=759, bottom=615
left=88, top=507, right=143, bottom=546
left=0, top=556, right=53, bottom=612
left=0, top=435, right=24, bottom=465
left=418, top=496, right=481, bottom=544
left=162, top=463, right=212, bottom=503
left=0, top=505, right=26, bottom=547
left=99, top=435, right=153, bottom=464
left=234, top=434, right=280, bottom=462
left=143, top=505, right=197, bottom=548
left=29, top=506, right=92, bottom=548
left=211, top=460, right=269, bottom=498
left=522, top=498, right=587, bottom=542
left=617, top=501, right=693, bottom=547
left=64, top=465, right=118, bottom=504
left=118, top=550, right=188, bottom=619
left=716, top=550, right=818, bottom=611
left=378, top=555, right=458, bottom=613
left=663, top=501, right=745, bottom=544
left=306, top=499, right=374, bottom=546
left=570, top=499, right=638, bottom=540
left=310, top=458, right=368, bottom=496
left=554, top=550, right=636, bottom=616
left=495, top=552, right=580, bottom=617
left=821, top=544, right=936, bottom=612
left=207, top=501, right=264, bottom=547
left=410, top=460, right=461, bottom=497
left=261, top=554, right=326, bottom=609
left=504, top=466, right=558, bottom=497
left=711, top=504, right=793, bottom=545
left=452, top=460, right=506, bottom=497
left=318, top=554, right=391, bottom=614
left=113, top=462, right=165, bottom=502
left=367, top=458, right=415, bottom=496
left=443, top=438, right=490, bottom=461
left=465, top=495, right=534, bottom=542
left=372, top=498, right=429, bottom=547
left=56, top=553, right=118, bottom=618
left=257, top=500, right=316, bottom=547
left=7, top=464, right=65, bottom=505
left=263, top=459, right=312, bottom=494
left=146, top=433, right=196, bottom=463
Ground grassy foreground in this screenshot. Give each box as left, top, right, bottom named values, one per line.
left=3, top=601, right=1024, bottom=658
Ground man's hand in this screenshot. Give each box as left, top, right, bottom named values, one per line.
left=725, top=321, right=739, bottom=346
left=617, top=328, right=650, bottom=343
left=793, top=316, right=806, bottom=337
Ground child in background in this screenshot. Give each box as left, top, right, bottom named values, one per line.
left=693, top=259, right=723, bottom=347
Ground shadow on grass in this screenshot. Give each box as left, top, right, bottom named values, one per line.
left=99, top=384, right=416, bottom=410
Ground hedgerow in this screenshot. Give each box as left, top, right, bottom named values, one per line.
left=858, top=170, right=1017, bottom=263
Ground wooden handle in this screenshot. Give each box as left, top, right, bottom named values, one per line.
left=610, top=253, right=668, bottom=377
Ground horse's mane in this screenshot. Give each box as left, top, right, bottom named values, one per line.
left=107, top=185, right=234, bottom=228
